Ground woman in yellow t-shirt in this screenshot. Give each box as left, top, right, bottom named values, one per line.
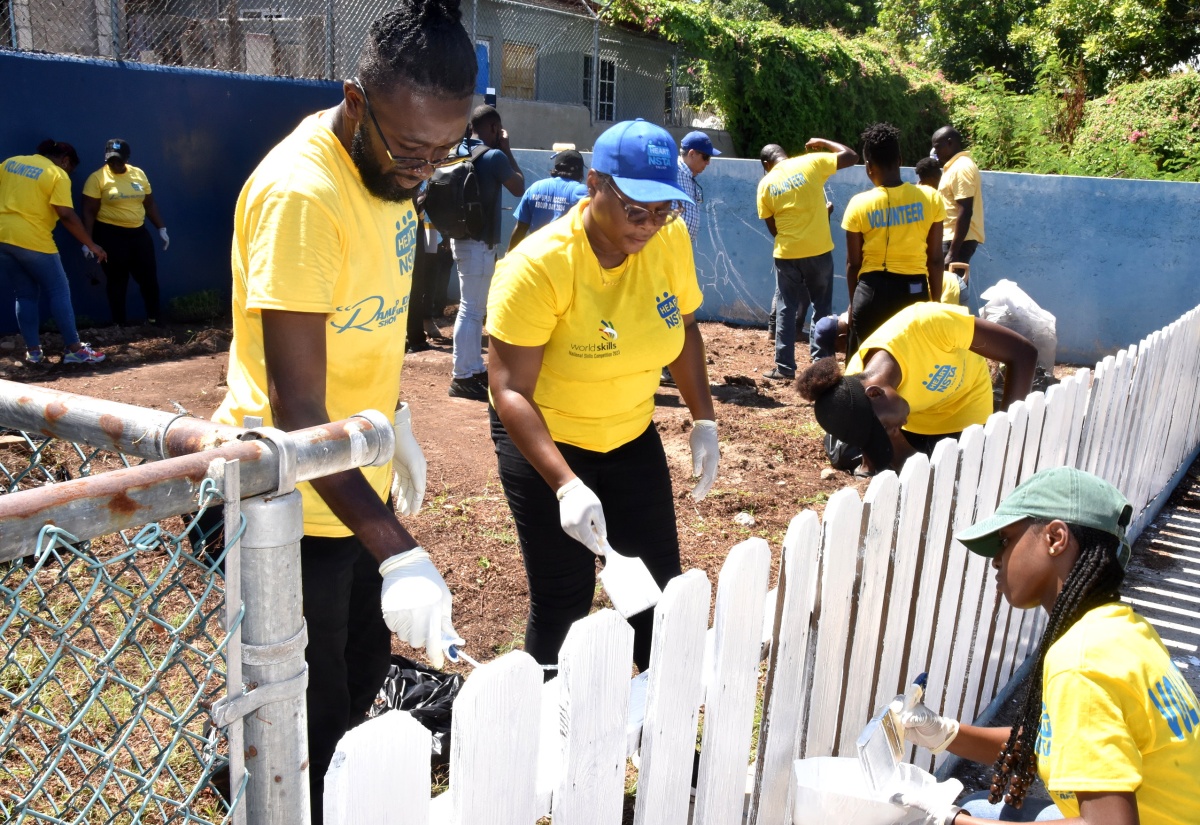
left=893, top=467, right=1200, bottom=825
left=487, top=120, right=718, bottom=670
left=82, top=139, right=169, bottom=325
left=842, top=122, right=945, bottom=351
left=0, top=139, right=106, bottom=365
left=796, top=303, right=1036, bottom=474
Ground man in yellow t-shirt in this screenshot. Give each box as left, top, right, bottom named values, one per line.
left=757, top=138, right=857, bottom=379
left=205, top=4, right=477, bottom=819
left=931, top=125, right=985, bottom=267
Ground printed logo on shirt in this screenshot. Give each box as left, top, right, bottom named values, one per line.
left=1035, top=702, right=1052, bottom=758
left=867, top=201, right=925, bottom=229
left=394, top=213, right=417, bottom=279
left=568, top=321, right=621, bottom=359
left=767, top=171, right=808, bottom=198
left=656, top=292, right=681, bottom=329
left=923, top=364, right=957, bottom=393
left=327, top=212, right=416, bottom=334
left=4, top=160, right=44, bottom=180
left=1148, top=664, right=1200, bottom=740
left=598, top=319, right=618, bottom=341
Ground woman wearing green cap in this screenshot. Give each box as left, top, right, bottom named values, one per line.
left=893, top=467, right=1200, bottom=824
left=487, top=119, right=718, bottom=671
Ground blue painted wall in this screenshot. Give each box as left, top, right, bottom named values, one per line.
left=3, top=52, right=1196, bottom=362
left=0, top=51, right=341, bottom=331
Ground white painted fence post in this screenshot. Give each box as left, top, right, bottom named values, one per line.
left=324, top=711, right=431, bottom=825
left=693, top=538, right=771, bottom=825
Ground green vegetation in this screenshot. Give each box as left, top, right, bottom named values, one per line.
left=168, top=289, right=224, bottom=324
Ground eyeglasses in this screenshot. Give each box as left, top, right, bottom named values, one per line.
left=354, top=79, right=461, bottom=172
left=604, top=179, right=683, bottom=227
left=700, top=153, right=711, bottom=162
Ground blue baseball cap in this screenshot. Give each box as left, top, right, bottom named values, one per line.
left=591, top=120, right=695, bottom=205
left=680, top=131, right=722, bottom=157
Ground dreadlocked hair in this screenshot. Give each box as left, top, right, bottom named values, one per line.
left=988, top=523, right=1126, bottom=808
left=357, top=0, right=476, bottom=98
left=860, top=122, right=901, bottom=168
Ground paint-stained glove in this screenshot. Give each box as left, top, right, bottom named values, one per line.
left=689, top=420, right=719, bottom=501
left=159, top=227, right=170, bottom=250
left=889, top=792, right=962, bottom=825
left=890, top=692, right=960, bottom=754
left=82, top=244, right=95, bottom=260
left=556, top=477, right=607, bottom=556
left=379, top=547, right=461, bottom=670
left=391, top=403, right=427, bottom=516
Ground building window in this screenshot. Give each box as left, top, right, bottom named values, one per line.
left=583, top=54, right=615, bottom=122
left=503, top=41, right=536, bottom=100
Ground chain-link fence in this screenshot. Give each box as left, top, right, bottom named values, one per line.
left=1, top=432, right=238, bottom=825
left=2, top=0, right=689, bottom=125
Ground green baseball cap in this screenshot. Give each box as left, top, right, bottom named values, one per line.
left=955, top=466, right=1133, bottom=568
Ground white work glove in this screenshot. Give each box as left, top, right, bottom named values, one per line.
left=379, top=547, right=461, bottom=670
left=82, top=244, right=95, bottom=260
left=889, top=792, right=962, bottom=825
left=890, top=691, right=960, bottom=754
left=556, top=477, right=607, bottom=556
left=689, top=419, right=719, bottom=501
left=158, top=227, right=170, bottom=250
left=390, top=403, right=427, bottom=516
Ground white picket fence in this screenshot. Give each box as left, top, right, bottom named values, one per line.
left=326, top=306, right=1200, bottom=825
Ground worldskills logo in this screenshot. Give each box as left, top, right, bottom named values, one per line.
left=598, top=319, right=618, bottom=341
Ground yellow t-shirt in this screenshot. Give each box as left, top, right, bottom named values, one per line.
left=83, top=164, right=152, bottom=228
left=1036, top=603, right=1200, bottom=823
left=846, top=303, right=991, bottom=435
left=213, top=113, right=417, bottom=537
left=0, top=154, right=72, bottom=254
left=938, top=151, right=985, bottom=244
left=488, top=203, right=702, bottom=452
left=756, top=153, right=838, bottom=259
left=841, top=183, right=945, bottom=276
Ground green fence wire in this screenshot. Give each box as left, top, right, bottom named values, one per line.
left=1, top=431, right=241, bottom=824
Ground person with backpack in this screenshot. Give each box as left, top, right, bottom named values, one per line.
left=445, top=104, right=524, bottom=401
left=507, top=148, right=587, bottom=251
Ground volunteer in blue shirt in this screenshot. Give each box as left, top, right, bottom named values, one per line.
left=507, top=149, right=587, bottom=251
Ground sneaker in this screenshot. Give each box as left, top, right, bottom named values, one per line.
left=63, top=343, right=106, bottom=364
left=25, top=349, right=43, bottom=364
left=763, top=367, right=794, bottom=381
left=447, top=376, right=487, bottom=401
left=660, top=367, right=675, bottom=387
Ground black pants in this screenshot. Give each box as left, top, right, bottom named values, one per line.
left=189, top=509, right=391, bottom=825
left=849, top=271, right=929, bottom=352
left=943, top=239, right=979, bottom=266
left=92, top=221, right=159, bottom=324
left=490, top=407, right=681, bottom=671
left=406, top=236, right=432, bottom=345
left=426, top=243, right=453, bottom=318
left=903, top=429, right=963, bottom=456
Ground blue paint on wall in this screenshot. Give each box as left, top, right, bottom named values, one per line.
left=0, top=51, right=341, bottom=331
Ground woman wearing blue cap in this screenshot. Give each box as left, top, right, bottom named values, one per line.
left=486, top=119, right=718, bottom=670
left=893, top=467, right=1200, bottom=824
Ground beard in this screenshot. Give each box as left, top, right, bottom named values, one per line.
left=350, top=122, right=423, bottom=203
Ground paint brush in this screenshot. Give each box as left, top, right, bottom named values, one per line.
left=597, top=538, right=663, bottom=618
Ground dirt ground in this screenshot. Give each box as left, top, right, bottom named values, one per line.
left=0, top=315, right=867, bottom=667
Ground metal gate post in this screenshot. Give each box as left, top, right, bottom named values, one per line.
left=239, top=490, right=310, bottom=825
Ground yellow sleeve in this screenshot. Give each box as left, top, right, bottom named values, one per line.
left=487, top=251, right=562, bottom=347
left=920, top=305, right=974, bottom=353
left=244, top=192, right=343, bottom=313
left=812, top=153, right=838, bottom=184
left=946, top=165, right=977, bottom=201
left=841, top=193, right=867, bottom=233
left=756, top=179, right=773, bottom=219
left=82, top=171, right=102, bottom=199
left=667, top=222, right=702, bottom=315
left=1041, top=667, right=1144, bottom=793
left=928, top=188, right=946, bottom=223
left=48, top=167, right=72, bottom=209
left=140, top=169, right=152, bottom=195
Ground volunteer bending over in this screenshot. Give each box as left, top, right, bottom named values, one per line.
left=894, top=467, right=1200, bottom=824
left=797, top=302, right=1036, bottom=474
left=488, top=119, right=718, bottom=670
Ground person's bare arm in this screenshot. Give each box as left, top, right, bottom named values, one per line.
left=261, top=309, right=418, bottom=564
left=805, top=137, right=858, bottom=169
left=508, top=221, right=530, bottom=253
left=942, top=723, right=1011, bottom=765
left=764, top=216, right=777, bottom=237
left=952, top=790, right=1138, bottom=825
left=54, top=205, right=105, bottom=261
left=946, top=196, right=974, bottom=264
left=497, top=129, right=526, bottom=197
left=81, top=196, right=100, bottom=237
left=969, top=317, right=1038, bottom=410
left=667, top=313, right=716, bottom=423
left=926, top=221, right=944, bottom=299
left=846, top=230, right=864, bottom=304
left=143, top=193, right=165, bottom=230
left=489, top=337, right=575, bottom=490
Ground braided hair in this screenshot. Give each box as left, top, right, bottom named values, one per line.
left=860, top=122, right=901, bottom=168
left=989, top=523, right=1126, bottom=807
left=357, top=0, right=476, bottom=98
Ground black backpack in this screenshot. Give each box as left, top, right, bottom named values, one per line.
left=423, top=143, right=490, bottom=241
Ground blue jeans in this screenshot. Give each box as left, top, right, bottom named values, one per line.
left=774, top=251, right=833, bottom=373
left=449, top=238, right=496, bottom=379
left=0, top=242, right=81, bottom=351
left=961, top=791, right=1063, bottom=821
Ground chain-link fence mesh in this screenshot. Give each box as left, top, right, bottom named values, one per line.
left=3, top=0, right=687, bottom=124
left=1, top=432, right=238, bottom=825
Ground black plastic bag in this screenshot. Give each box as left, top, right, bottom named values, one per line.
left=370, top=654, right=463, bottom=764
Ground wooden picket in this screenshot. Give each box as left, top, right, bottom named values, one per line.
left=325, top=306, right=1200, bottom=825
